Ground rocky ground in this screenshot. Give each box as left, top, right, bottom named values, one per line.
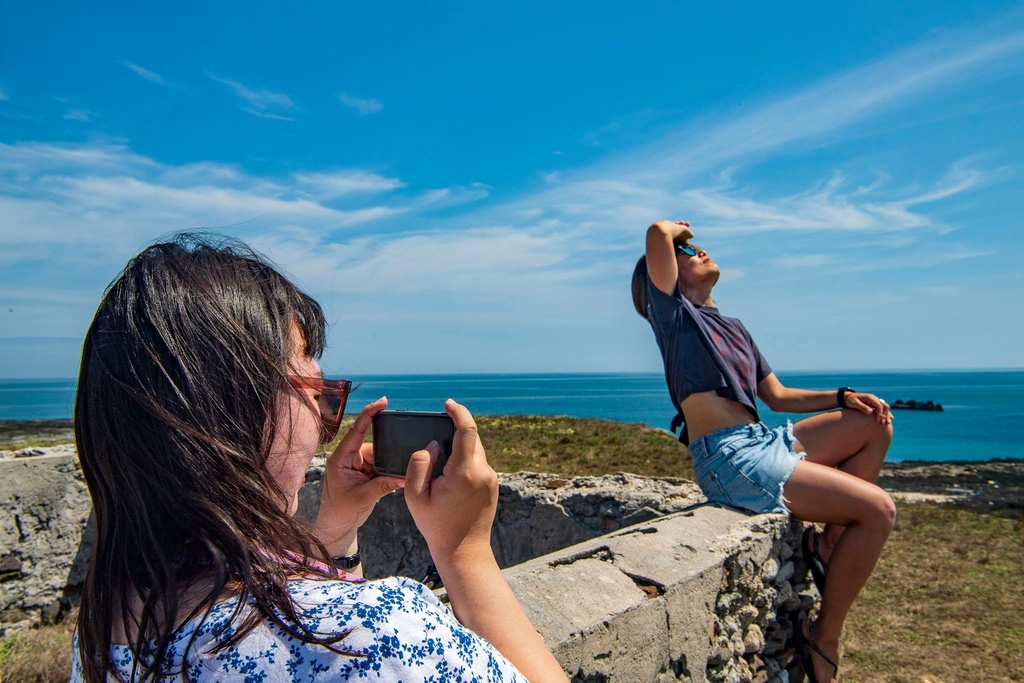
left=878, top=459, right=1023, bottom=516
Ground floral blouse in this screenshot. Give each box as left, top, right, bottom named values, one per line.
left=69, top=576, right=528, bottom=682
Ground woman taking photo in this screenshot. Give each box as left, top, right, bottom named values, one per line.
left=632, top=220, right=896, bottom=683
left=71, top=234, right=568, bottom=682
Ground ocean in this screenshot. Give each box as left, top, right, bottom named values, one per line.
left=2, top=371, right=1022, bottom=463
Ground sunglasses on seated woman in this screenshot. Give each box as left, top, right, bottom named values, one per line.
left=675, top=243, right=700, bottom=257
left=288, top=375, right=353, bottom=444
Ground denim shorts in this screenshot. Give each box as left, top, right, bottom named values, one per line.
left=689, top=422, right=803, bottom=514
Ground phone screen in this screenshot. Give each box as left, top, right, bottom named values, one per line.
left=372, top=410, right=456, bottom=478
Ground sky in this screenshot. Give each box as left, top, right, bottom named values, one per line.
left=1, top=1, right=1023, bottom=379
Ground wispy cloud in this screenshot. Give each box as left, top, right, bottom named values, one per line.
left=339, top=94, right=383, bottom=115
left=207, top=72, right=297, bottom=120
left=294, top=171, right=404, bottom=200
left=63, top=109, right=95, bottom=122
left=635, top=29, right=1024, bottom=180
left=0, top=87, right=8, bottom=102
left=458, top=24, right=1024, bottom=259
left=115, top=59, right=166, bottom=85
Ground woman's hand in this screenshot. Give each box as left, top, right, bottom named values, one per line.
left=403, top=399, right=498, bottom=564
left=650, top=219, right=694, bottom=244
left=646, top=220, right=696, bottom=296
left=312, top=397, right=404, bottom=558
left=845, top=392, right=893, bottom=425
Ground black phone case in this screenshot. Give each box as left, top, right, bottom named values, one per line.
left=372, top=410, right=455, bottom=478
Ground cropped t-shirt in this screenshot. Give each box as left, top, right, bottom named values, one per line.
left=644, top=274, right=772, bottom=442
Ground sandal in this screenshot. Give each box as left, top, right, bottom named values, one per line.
left=802, top=526, right=828, bottom=593
left=795, top=614, right=839, bottom=683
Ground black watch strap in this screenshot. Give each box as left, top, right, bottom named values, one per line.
left=332, top=552, right=361, bottom=570
left=837, top=387, right=855, bottom=409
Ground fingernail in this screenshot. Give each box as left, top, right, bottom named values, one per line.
left=395, top=479, right=406, bottom=488
left=445, top=398, right=454, bottom=405
left=379, top=395, right=387, bottom=402
left=427, top=440, right=440, bottom=455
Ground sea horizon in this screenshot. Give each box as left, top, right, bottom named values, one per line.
left=3, top=370, right=1023, bottom=464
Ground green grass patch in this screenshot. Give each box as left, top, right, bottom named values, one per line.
left=476, top=415, right=694, bottom=480
left=322, top=414, right=695, bottom=480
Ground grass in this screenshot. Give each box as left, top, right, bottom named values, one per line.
left=3, top=416, right=1022, bottom=682
left=476, top=415, right=694, bottom=481
left=323, top=414, right=695, bottom=480
left=841, top=504, right=1024, bottom=683
left=0, top=609, right=76, bottom=683
left=0, top=420, right=75, bottom=452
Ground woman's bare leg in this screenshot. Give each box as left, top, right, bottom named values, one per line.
left=793, top=410, right=893, bottom=560
left=784, top=460, right=897, bottom=683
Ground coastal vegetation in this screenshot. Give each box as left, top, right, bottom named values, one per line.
left=1, top=416, right=1021, bottom=682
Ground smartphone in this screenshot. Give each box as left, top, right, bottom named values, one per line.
left=372, top=410, right=456, bottom=478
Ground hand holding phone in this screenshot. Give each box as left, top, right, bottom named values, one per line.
left=402, top=399, right=498, bottom=561
left=372, top=410, right=456, bottom=478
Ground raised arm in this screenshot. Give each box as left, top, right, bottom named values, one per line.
left=404, top=400, right=569, bottom=683
left=312, top=396, right=405, bottom=576
left=645, top=220, right=694, bottom=295
left=757, top=373, right=893, bottom=424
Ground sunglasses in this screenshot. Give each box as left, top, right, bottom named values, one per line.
left=288, top=375, right=353, bottom=444
left=675, top=243, right=700, bottom=257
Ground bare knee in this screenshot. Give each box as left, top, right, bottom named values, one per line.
left=868, top=488, right=897, bottom=535
left=877, top=420, right=894, bottom=447
left=862, top=414, right=893, bottom=447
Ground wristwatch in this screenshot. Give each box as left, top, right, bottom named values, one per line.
left=332, top=552, right=361, bottom=570
left=837, top=387, right=855, bottom=409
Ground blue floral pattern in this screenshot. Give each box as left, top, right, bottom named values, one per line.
left=69, top=577, right=528, bottom=682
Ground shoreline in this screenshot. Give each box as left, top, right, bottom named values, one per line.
left=2, top=419, right=1021, bottom=516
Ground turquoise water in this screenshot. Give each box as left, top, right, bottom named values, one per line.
left=2, top=371, right=1022, bottom=462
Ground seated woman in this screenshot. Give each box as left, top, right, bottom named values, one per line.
left=71, top=234, right=568, bottom=682
left=632, top=220, right=896, bottom=683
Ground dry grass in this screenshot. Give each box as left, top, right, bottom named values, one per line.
left=324, top=414, right=695, bottom=480
left=0, top=609, right=76, bottom=683
left=476, top=415, right=694, bottom=480
left=842, top=504, right=1024, bottom=683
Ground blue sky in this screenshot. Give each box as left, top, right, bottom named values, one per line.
left=1, top=1, right=1023, bottom=378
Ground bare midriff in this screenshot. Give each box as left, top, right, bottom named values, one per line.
left=681, top=390, right=757, bottom=442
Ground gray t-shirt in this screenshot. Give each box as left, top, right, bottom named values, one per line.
left=644, top=274, right=772, bottom=443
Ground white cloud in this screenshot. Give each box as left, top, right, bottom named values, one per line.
left=116, top=60, right=166, bottom=85
left=207, top=73, right=297, bottom=120
left=294, top=171, right=404, bottom=199
left=63, top=109, right=95, bottom=122
left=339, top=94, right=383, bottom=115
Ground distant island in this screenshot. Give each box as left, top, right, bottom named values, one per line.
left=891, top=399, right=944, bottom=411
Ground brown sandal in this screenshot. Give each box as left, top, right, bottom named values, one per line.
left=802, top=526, right=828, bottom=593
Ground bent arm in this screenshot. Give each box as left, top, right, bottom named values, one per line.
left=440, top=552, right=567, bottom=682
left=757, top=374, right=893, bottom=423
left=757, top=373, right=842, bottom=413
left=646, top=220, right=693, bottom=295
left=404, top=401, right=568, bottom=682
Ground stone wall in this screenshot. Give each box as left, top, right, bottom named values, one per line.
left=1, top=448, right=813, bottom=682
left=0, top=448, right=90, bottom=631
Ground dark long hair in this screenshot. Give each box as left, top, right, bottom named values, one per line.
left=75, top=233, right=348, bottom=681
left=631, top=255, right=649, bottom=320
